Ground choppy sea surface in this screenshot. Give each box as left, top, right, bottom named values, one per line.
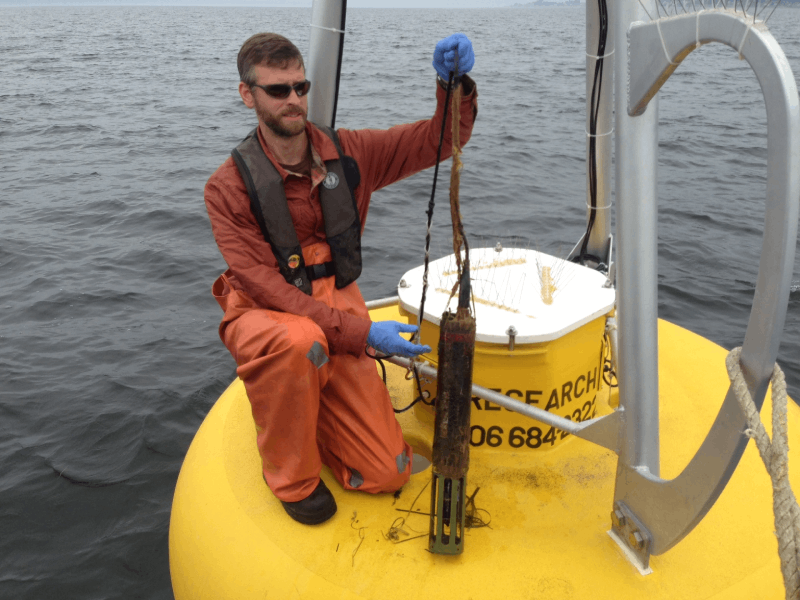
left=1, top=5, right=799, bottom=598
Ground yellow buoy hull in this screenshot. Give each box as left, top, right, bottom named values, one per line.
left=170, top=309, right=797, bottom=599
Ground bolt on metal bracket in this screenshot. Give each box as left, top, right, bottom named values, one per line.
left=604, top=261, right=616, bottom=288
left=506, top=326, right=517, bottom=351
left=608, top=501, right=653, bottom=575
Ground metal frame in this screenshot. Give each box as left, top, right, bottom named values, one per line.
left=612, top=6, right=800, bottom=566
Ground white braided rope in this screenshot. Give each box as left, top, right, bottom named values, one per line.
left=696, top=9, right=705, bottom=49
left=738, top=22, right=753, bottom=60
left=656, top=20, right=679, bottom=66
left=726, top=347, right=800, bottom=600
left=309, top=23, right=345, bottom=34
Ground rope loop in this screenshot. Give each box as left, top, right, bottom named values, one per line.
left=309, top=23, right=345, bottom=34
left=738, top=22, right=753, bottom=60
left=656, top=20, right=679, bottom=66
left=726, top=347, right=800, bottom=600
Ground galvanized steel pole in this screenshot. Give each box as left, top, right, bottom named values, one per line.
left=613, top=0, right=660, bottom=476
left=308, top=0, right=347, bottom=128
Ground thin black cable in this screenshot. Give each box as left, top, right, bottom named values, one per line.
left=394, top=392, right=430, bottom=413
left=602, top=332, right=618, bottom=387
left=401, top=71, right=456, bottom=411
left=391, top=353, right=435, bottom=414
left=578, top=0, right=609, bottom=266
left=366, top=345, right=435, bottom=413
left=365, top=347, right=388, bottom=384
left=389, top=72, right=459, bottom=415
left=415, top=71, right=455, bottom=343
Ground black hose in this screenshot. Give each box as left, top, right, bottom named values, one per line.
left=579, top=0, right=609, bottom=266
left=329, top=0, right=348, bottom=129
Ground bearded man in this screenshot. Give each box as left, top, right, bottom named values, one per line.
left=204, top=32, right=477, bottom=525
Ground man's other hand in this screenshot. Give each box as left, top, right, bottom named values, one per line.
left=433, top=33, right=475, bottom=80
left=367, top=321, right=432, bottom=358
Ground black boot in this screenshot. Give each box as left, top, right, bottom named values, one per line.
left=280, top=479, right=337, bottom=525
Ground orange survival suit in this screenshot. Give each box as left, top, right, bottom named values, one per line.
left=204, top=78, right=478, bottom=503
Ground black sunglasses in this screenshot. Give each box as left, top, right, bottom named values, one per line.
left=252, top=80, right=311, bottom=100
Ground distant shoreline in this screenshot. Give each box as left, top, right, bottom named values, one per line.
left=512, top=0, right=582, bottom=5
left=2, top=0, right=580, bottom=6
left=1, top=1, right=797, bottom=6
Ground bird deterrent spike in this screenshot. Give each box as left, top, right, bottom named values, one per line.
left=638, top=0, right=655, bottom=21
left=755, top=0, right=773, bottom=19
left=540, top=266, right=556, bottom=305
left=764, top=0, right=782, bottom=22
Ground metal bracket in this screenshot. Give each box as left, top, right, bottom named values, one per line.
left=603, top=234, right=615, bottom=288
left=603, top=261, right=616, bottom=288
left=609, top=501, right=653, bottom=574
left=575, top=409, right=622, bottom=453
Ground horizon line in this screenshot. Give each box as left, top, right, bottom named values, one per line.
left=0, top=0, right=586, bottom=7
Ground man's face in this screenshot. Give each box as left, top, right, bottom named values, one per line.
left=240, top=61, right=308, bottom=138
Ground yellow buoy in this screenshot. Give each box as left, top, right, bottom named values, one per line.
left=170, top=298, right=796, bottom=600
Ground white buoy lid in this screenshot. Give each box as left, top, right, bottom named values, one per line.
left=397, top=247, right=616, bottom=344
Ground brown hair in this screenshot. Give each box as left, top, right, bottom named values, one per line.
left=237, top=33, right=305, bottom=86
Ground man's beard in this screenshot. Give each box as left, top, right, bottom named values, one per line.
left=256, top=102, right=307, bottom=138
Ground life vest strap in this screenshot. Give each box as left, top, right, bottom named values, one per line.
left=305, top=261, right=336, bottom=282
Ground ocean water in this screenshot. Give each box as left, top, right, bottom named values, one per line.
left=1, top=5, right=799, bottom=599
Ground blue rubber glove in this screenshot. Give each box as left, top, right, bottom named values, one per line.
left=367, top=321, right=432, bottom=358
left=432, top=33, right=475, bottom=80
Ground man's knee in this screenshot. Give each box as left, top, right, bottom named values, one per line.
left=227, top=311, right=328, bottom=368
left=278, top=320, right=329, bottom=369
left=352, top=447, right=412, bottom=494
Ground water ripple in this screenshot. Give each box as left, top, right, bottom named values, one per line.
left=1, top=5, right=799, bottom=600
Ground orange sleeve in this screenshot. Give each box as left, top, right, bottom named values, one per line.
left=338, top=75, right=478, bottom=219
left=204, top=159, right=370, bottom=357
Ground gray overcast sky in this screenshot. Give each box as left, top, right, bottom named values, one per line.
left=0, top=0, right=561, bottom=8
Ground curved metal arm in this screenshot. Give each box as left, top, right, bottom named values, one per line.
left=616, top=9, right=800, bottom=560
